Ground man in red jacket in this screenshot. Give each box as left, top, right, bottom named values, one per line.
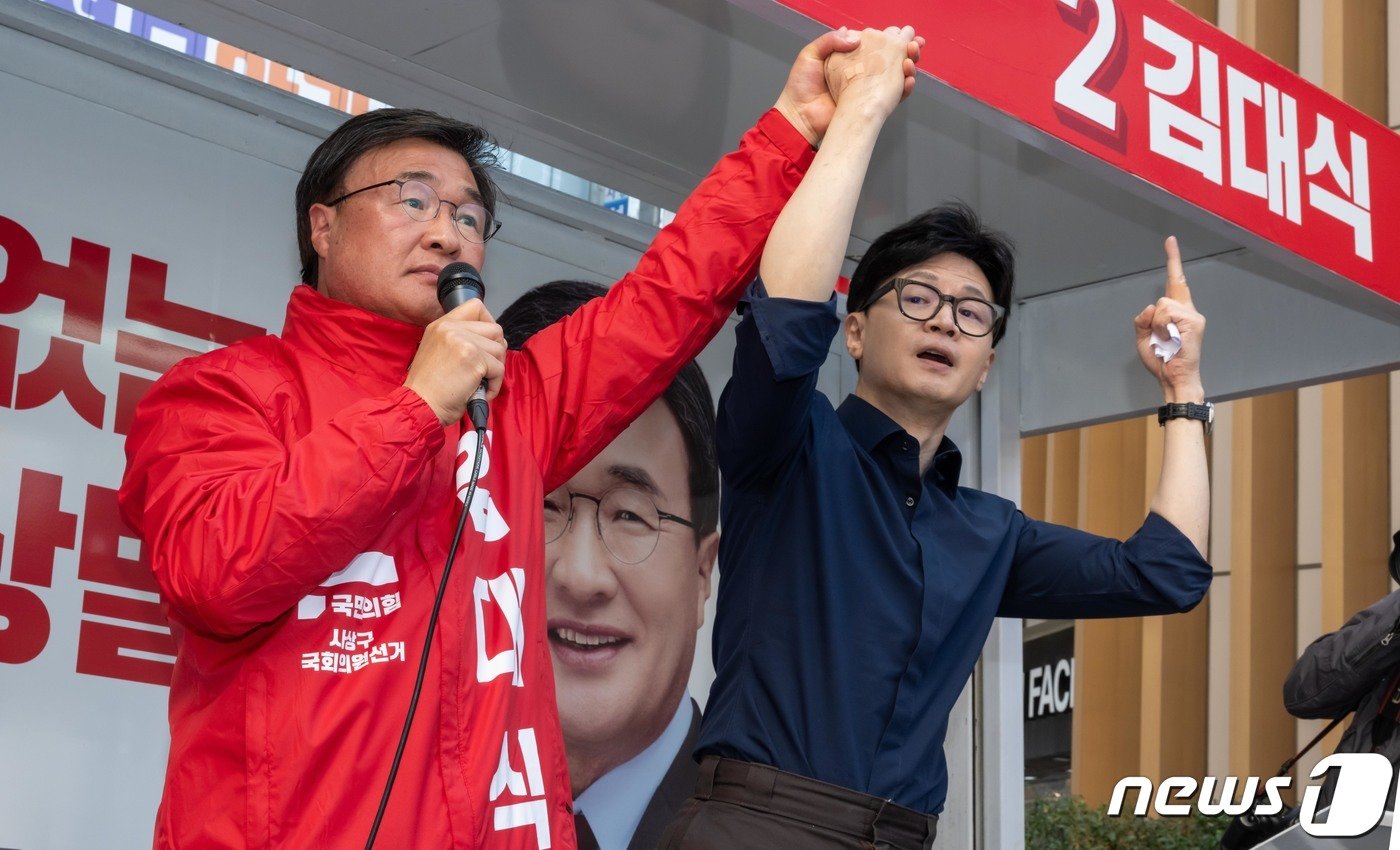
left=119, top=27, right=918, bottom=850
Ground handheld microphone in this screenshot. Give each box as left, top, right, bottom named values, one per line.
left=436, top=262, right=490, bottom=430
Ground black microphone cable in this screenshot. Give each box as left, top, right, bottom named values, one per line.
left=365, top=261, right=494, bottom=849
left=365, top=421, right=485, bottom=850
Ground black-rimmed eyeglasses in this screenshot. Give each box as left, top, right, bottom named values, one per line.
left=855, top=277, right=1005, bottom=338
left=326, top=179, right=502, bottom=244
left=543, top=487, right=695, bottom=565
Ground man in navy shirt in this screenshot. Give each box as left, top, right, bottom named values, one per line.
left=661, top=40, right=1214, bottom=850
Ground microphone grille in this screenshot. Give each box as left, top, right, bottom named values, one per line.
left=437, top=262, right=485, bottom=303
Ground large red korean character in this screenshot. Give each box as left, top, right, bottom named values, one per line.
left=113, top=253, right=264, bottom=435
left=0, top=324, right=16, bottom=410
left=12, top=334, right=107, bottom=428
left=0, top=216, right=112, bottom=425
left=0, top=469, right=78, bottom=664
left=0, top=580, right=48, bottom=665
left=75, top=482, right=174, bottom=686
left=0, top=215, right=109, bottom=340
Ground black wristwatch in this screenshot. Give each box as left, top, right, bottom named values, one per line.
left=1157, top=401, right=1214, bottom=435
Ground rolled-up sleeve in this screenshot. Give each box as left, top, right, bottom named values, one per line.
left=997, top=511, right=1213, bottom=618
left=716, top=280, right=841, bottom=492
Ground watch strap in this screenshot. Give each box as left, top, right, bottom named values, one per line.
left=1157, top=401, right=1213, bottom=434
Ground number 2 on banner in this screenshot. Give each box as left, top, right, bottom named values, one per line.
left=1055, top=0, right=1119, bottom=131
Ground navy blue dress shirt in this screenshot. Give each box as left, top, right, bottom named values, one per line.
left=695, top=281, right=1213, bottom=815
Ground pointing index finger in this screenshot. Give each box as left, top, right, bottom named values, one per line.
left=1164, top=235, right=1192, bottom=305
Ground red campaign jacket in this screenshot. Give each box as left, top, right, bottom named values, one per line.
left=118, top=109, right=813, bottom=850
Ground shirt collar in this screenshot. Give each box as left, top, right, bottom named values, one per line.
left=573, top=695, right=694, bottom=850
left=280, top=284, right=425, bottom=385
left=836, top=395, right=964, bottom=496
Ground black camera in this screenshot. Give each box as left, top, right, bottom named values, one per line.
left=1219, top=802, right=1298, bottom=850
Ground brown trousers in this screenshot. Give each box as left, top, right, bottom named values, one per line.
left=659, top=757, right=939, bottom=850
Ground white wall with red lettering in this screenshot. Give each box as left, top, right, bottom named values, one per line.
left=0, top=9, right=673, bottom=848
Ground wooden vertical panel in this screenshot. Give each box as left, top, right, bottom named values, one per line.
left=1071, top=419, right=1147, bottom=805
left=1318, top=0, right=1391, bottom=644
left=1391, top=0, right=1400, bottom=125
left=1205, top=402, right=1234, bottom=778
left=1139, top=417, right=1210, bottom=786
left=1321, top=374, right=1392, bottom=632
left=1141, top=604, right=1211, bottom=783
left=1045, top=430, right=1081, bottom=528
left=1227, top=3, right=1303, bottom=799
left=1315, top=0, right=1390, bottom=761
left=1227, top=392, right=1299, bottom=783
left=1143, top=419, right=1166, bottom=540
left=1022, top=434, right=1049, bottom=521
left=1175, top=0, right=1221, bottom=23
left=1300, top=0, right=1325, bottom=84
left=1323, top=0, right=1389, bottom=120
left=1140, top=418, right=1167, bottom=784
left=1236, top=0, right=1300, bottom=69
left=1293, top=388, right=1328, bottom=791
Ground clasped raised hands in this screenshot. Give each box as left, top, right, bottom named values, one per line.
left=824, top=26, right=924, bottom=121
left=774, top=25, right=923, bottom=146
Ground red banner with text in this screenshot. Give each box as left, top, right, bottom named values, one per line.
left=777, top=0, right=1398, bottom=304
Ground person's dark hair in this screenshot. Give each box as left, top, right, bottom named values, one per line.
left=497, top=280, right=718, bottom=540
left=295, top=107, right=500, bottom=286
left=846, top=201, right=1016, bottom=346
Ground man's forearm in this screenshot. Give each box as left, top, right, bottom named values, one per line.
left=759, top=106, right=884, bottom=302
left=520, top=109, right=815, bottom=490
left=760, top=27, right=916, bottom=302
left=1136, top=238, right=1209, bottom=557
left=1149, top=381, right=1210, bottom=557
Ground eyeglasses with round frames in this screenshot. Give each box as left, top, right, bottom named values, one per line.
left=325, top=178, right=502, bottom=244
left=857, top=277, right=1005, bottom=338
left=543, top=487, right=695, bottom=565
